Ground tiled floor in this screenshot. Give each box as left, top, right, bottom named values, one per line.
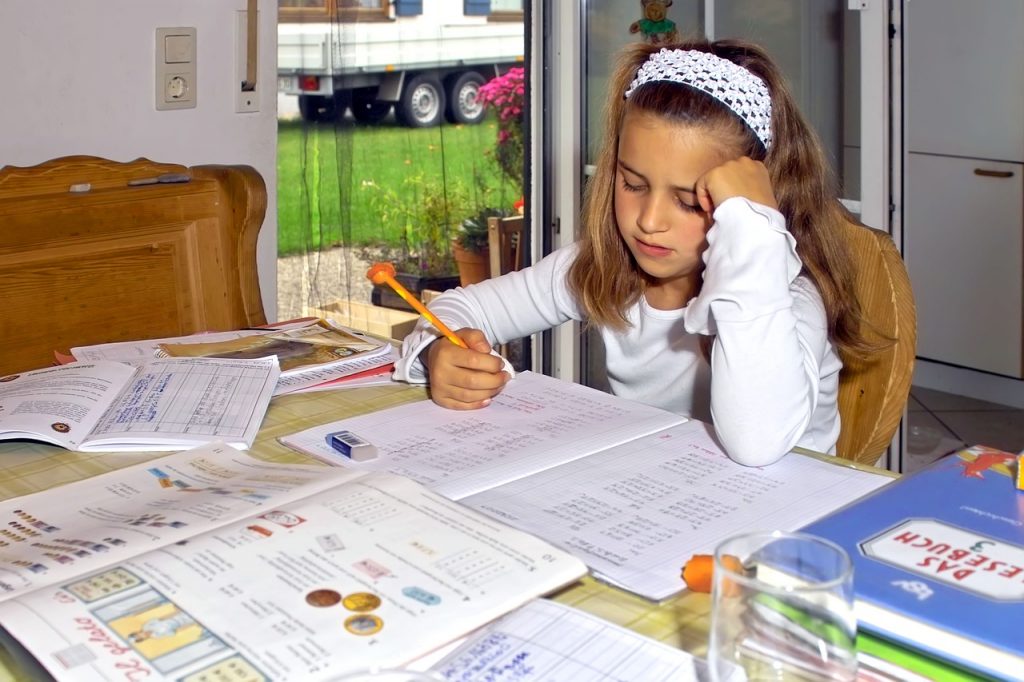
left=904, top=386, right=1024, bottom=474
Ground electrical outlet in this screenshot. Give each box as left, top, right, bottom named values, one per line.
left=156, top=27, right=197, bottom=110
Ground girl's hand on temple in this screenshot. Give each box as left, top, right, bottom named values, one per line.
left=422, top=328, right=510, bottom=410
left=694, top=156, right=778, bottom=215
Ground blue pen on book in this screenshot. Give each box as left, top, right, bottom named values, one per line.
left=327, top=430, right=378, bottom=462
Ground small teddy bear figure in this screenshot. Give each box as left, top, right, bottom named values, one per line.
left=629, top=0, right=679, bottom=46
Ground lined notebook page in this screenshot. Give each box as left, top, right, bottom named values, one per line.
left=432, top=599, right=722, bottom=681
left=280, top=371, right=686, bottom=499
left=464, top=421, right=891, bottom=601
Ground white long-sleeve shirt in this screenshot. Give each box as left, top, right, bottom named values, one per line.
left=395, top=197, right=842, bottom=466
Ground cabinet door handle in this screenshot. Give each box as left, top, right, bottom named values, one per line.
left=973, top=168, right=1014, bottom=178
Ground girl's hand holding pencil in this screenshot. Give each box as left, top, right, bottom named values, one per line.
left=422, top=328, right=510, bottom=410
left=367, top=263, right=510, bottom=410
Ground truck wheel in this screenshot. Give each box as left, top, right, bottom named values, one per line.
left=396, top=74, right=445, bottom=128
left=351, top=88, right=391, bottom=124
left=297, top=95, right=338, bottom=123
left=445, top=72, right=486, bottom=125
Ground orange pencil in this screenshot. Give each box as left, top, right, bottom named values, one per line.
left=366, top=263, right=469, bottom=348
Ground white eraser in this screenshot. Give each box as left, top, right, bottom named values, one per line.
left=329, top=430, right=378, bottom=462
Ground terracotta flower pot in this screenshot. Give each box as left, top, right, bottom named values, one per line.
left=452, top=242, right=490, bottom=287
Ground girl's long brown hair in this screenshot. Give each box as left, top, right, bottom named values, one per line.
left=567, top=39, right=872, bottom=356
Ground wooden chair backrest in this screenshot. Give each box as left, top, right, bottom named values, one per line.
left=486, top=214, right=528, bottom=365
left=836, top=220, right=917, bottom=465
left=487, top=215, right=526, bottom=277
left=0, top=155, right=267, bottom=375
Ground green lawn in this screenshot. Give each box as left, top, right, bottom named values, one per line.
left=277, top=114, right=520, bottom=257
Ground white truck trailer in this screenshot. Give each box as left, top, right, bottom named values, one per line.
left=277, top=5, right=524, bottom=127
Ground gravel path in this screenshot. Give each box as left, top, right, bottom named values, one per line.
left=275, top=96, right=376, bottom=320
left=276, top=246, right=376, bottom=321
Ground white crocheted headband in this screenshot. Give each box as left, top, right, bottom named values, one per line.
left=625, top=48, right=773, bottom=151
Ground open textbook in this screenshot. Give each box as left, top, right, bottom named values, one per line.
left=0, top=444, right=586, bottom=681
left=281, top=371, right=892, bottom=601
left=0, top=357, right=278, bottom=452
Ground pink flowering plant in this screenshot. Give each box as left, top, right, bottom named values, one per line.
left=478, top=67, right=525, bottom=192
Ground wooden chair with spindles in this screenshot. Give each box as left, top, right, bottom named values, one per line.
left=487, top=214, right=528, bottom=367
left=0, top=155, right=267, bottom=375
left=835, top=220, right=917, bottom=466
left=487, top=214, right=526, bottom=279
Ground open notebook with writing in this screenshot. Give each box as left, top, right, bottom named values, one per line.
left=0, top=357, right=278, bottom=452
left=430, top=598, right=730, bottom=681
left=281, top=371, right=891, bottom=601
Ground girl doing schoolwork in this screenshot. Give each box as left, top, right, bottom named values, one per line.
left=394, top=39, right=871, bottom=467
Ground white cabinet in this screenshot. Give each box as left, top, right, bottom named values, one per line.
left=905, top=0, right=1024, bottom=162
left=904, top=0, right=1024, bottom=378
left=905, top=153, right=1023, bottom=377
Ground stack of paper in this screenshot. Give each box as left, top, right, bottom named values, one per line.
left=71, top=319, right=397, bottom=395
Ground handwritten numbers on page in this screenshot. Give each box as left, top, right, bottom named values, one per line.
left=432, top=599, right=708, bottom=681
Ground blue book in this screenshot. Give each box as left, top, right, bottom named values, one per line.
left=801, top=445, right=1023, bottom=680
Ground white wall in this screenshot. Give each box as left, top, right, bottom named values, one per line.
left=0, top=1, right=280, bottom=320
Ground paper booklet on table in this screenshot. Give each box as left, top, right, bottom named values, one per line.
left=0, top=443, right=586, bottom=681
left=69, top=319, right=395, bottom=396
left=279, top=370, right=892, bottom=601
left=155, top=318, right=394, bottom=395
left=0, top=357, right=278, bottom=452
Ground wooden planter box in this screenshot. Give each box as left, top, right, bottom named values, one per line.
left=308, top=299, right=420, bottom=340
left=371, top=272, right=460, bottom=312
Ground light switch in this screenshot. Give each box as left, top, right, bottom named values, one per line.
left=164, top=34, right=193, bottom=64
left=156, top=27, right=196, bottom=110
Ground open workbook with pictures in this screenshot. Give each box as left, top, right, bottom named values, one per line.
left=0, top=357, right=278, bottom=452
left=0, top=444, right=586, bottom=681
left=281, top=371, right=893, bottom=601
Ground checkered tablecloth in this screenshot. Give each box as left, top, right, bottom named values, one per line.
left=0, top=383, right=430, bottom=500
left=0, top=382, right=893, bottom=678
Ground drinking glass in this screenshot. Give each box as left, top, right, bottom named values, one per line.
left=708, top=530, right=857, bottom=681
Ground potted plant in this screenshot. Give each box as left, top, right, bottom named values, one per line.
left=452, top=207, right=511, bottom=286
left=358, top=174, right=470, bottom=311
left=478, top=67, right=525, bottom=199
